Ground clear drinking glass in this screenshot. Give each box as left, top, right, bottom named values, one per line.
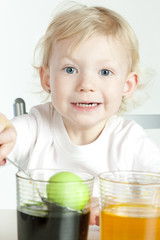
left=16, top=169, right=94, bottom=240
left=99, top=171, right=160, bottom=240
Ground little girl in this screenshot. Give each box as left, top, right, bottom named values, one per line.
left=0, top=2, right=160, bottom=225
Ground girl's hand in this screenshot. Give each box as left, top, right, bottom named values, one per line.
left=0, top=113, right=17, bottom=165
left=90, top=197, right=100, bottom=226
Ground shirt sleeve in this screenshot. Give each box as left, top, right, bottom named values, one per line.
left=8, top=112, right=37, bottom=169
left=8, top=102, right=53, bottom=170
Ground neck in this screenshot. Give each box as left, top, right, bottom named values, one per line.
left=63, top=119, right=107, bottom=145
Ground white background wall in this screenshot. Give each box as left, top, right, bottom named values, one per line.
left=0, top=0, right=160, bottom=209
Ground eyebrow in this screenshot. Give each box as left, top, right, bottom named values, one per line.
left=59, top=56, right=114, bottom=65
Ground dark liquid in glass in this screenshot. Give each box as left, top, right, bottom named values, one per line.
left=17, top=204, right=90, bottom=240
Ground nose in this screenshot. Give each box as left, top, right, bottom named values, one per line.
left=76, top=73, right=96, bottom=93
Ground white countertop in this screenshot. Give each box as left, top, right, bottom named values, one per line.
left=0, top=210, right=100, bottom=240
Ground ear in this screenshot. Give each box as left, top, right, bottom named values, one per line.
left=39, top=66, right=50, bottom=92
left=122, top=72, right=138, bottom=97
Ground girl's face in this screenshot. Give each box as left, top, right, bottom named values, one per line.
left=41, top=35, right=137, bottom=137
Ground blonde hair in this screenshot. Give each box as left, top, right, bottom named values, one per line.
left=34, top=1, right=151, bottom=113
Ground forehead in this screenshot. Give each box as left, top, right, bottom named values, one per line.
left=50, top=35, right=130, bottom=66
left=54, top=35, right=126, bottom=54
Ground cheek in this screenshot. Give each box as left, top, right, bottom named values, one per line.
left=50, top=77, right=62, bottom=95
left=51, top=80, right=70, bottom=107
left=111, top=89, right=124, bottom=104
left=103, top=83, right=124, bottom=109
left=103, top=83, right=124, bottom=100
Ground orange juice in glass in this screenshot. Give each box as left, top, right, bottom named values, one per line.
left=99, top=171, right=160, bottom=240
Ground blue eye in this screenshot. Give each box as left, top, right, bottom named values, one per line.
left=65, top=67, right=77, bottom=74
left=100, top=69, right=111, bottom=76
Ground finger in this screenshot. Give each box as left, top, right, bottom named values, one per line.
left=0, top=127, right=17, bottom=144
left=0, top=114, right=11, bottom=131
left=89, top=214, right=96, bottom=225
left=95, top=216, right=100, bottom=226
left=0, top=159, right=6, bottom=166
left=0, top=142, right=15, bottom=161
left=89, top=205, right=100, bottom=225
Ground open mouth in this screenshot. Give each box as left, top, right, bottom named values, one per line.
left=74, top=103, right=99, bottom=107
left=71, top=102, right=101, bottom=109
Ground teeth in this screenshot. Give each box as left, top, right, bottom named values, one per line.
left=75, top=103, right=98, bottom=107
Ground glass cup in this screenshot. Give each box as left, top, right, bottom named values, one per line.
left=99, top=171, right=160, bottom=240
left=16, top=169, right=94, bottom=240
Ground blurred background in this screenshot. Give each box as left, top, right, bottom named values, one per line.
left=0, top=0, right=160, bottom=208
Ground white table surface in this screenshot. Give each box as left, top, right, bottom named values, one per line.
left=0, top=210, right=100, bottom=240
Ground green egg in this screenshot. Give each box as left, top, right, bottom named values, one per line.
left=46, top=172, right=90, bottom=210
